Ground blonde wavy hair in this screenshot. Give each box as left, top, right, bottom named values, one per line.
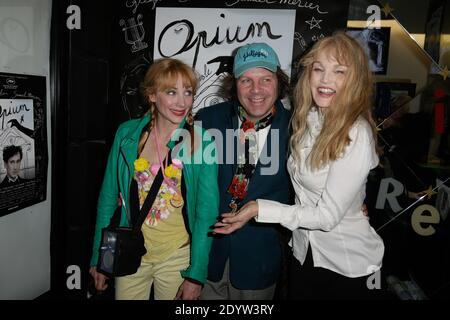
left=290, top=31, right=377, bottom=170
left=138, top=58, right=198, bottom=155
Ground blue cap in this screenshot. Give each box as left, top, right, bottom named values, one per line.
left=233, top=43, right=281, bottom=78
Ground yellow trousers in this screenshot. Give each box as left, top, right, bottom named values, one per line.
left=115, top=245, right=190, bottom=300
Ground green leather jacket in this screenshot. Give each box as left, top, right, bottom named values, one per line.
left=90, top=115, right=219, bottom=283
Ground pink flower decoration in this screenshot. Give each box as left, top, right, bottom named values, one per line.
left=138, top=174, right=147, bottom=184
left=172, top=158, right=183, bottom=169
left=150, top=164, right=160, bottom=176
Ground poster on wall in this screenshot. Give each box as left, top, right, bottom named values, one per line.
left=112, top=0, right=350, bottom=119
left=346, top=27, right=390, bottom=75
left=154, top=7, right=296, bottom=111
left=0, top=72, right=47, bottom=217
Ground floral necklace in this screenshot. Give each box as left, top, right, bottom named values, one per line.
left=133, top=124, right=184, bottom=226
left=227, top=105, right=276, bottom=212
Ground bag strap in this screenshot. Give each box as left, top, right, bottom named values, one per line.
left=108, top=205, right=122, bottom=228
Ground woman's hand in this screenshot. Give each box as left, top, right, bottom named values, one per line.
left=213, top=200, right=259, bottom=235
left=175, top=279, right=202, bottom=300
left=89, top=267, right=109, bottom=291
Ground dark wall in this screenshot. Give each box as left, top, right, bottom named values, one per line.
left=50, top=0, right=114, bottom=299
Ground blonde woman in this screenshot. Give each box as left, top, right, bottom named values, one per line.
left=90, top=58, right=219, bottom=300
left=214, top=32, right=385, bottom=299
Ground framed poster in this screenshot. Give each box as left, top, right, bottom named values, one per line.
left=0, top=72, right=48, bottom=217
left=112, top=0, right=350, bottom=118
left=347, top=27, right=391, bottom=75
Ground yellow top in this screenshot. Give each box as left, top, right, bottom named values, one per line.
left=134, top=157, right=189, bottom=263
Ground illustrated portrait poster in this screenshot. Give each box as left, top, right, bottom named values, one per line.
left=112, top=0, right=350, bottom=119
left=0, top=72, right=48, bottom=217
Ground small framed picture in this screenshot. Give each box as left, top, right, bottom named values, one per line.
left=346, top=27, right=391, bottom=75
left=374, top=82, right=417, bottom=119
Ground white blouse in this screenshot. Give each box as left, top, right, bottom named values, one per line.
left=257, top=109, right=384, bottom=277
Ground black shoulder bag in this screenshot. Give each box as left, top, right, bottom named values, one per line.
left=97, top=156, right=170, bottom=277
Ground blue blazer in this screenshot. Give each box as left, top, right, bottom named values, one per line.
left=196, top=99, right=293, bottom=290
